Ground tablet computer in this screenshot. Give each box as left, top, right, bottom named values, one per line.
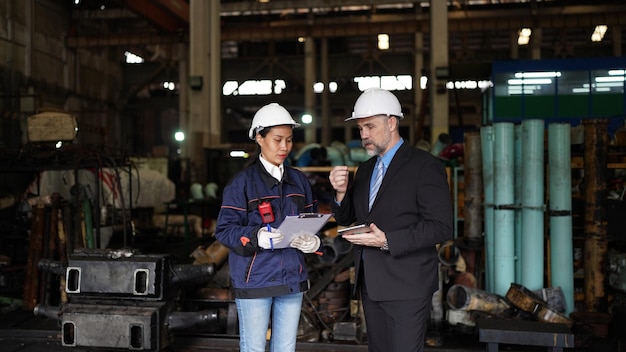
left=337, top=224, right=371, bottom=236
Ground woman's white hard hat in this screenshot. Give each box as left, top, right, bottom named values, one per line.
left=345, top=87, right=404, bottom=121
left=248, top=103, right=301, bottom=140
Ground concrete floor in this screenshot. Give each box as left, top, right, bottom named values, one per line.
left=0, top=307, right=479, bottom=352
left=0, top=306, right=621, bottom=352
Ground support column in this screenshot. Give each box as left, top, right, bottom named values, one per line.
left=178, top=42, right=189, bottom=156
left=481, top=126, right=495, bottom=293
left=209, top=0, right=221, bottom=147
left=189, top=0, right=219, bottom=183
left=414, top=32, right=424, bottom=145
left=612, top=26, right=622, bottom=57
left=583, top=119, right=609, bottom=312
left=304, top=36, right=316, bottom=144
left=24, top=0, right=33, bottom=78
left=463, top=131, right=484, bottom=287
left=510, top=31, right=519, bottom=60
left=320, top=38, right=330, bottom=146
left=429, top=0, right=449, bottom=144
left=531, top=28, right=542, bottom=60
left=463, top=131, right=483, bottom=245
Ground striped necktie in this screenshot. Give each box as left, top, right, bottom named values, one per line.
left=369, top=158, right=384, bottom=210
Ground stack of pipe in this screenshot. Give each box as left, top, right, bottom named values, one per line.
left=480, top=120, right=575, bottom=315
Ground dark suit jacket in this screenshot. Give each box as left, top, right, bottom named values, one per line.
left=333, top=141, right=453, bottom=301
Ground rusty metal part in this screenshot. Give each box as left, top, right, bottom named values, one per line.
left=438, top=240, right=461, bottom=267
left=582, top=119, right=609, bottom=312
left=447, top=284, right=512, bottom=317
left=318, top=297, right=348, bottom=305
left=325, top=282, right=349, bottom=291
left=453, top=271, right=478, bottom=288
left=506, top=283, right=573, bottom=327
left=56, top=206, right=69, bottom=304
left=319, top=290, right=347, bottom=299
left=23, top=204, right=45, bottom=310
left=334, top=269, right=351, bottom=283
left=198, top=287, right=233, bottom=300
left=190, top=241, right=229, bottom=266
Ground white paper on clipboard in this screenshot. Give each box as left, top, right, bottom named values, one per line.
left=275, top=213, right=332, bottom=249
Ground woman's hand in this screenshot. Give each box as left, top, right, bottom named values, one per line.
left=257, top=227, right=284, bottom=249
left=290, top=233, right=321, bottom=253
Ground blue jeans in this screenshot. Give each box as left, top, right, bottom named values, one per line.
left=236, top=292, right=303, bottom=352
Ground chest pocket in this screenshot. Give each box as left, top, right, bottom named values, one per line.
left=285, top=193, right=306, bottom=212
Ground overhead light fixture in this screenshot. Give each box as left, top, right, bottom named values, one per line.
left=378, top=34, right=389, bottom=50
left=591, top=25, right=608, bottom=42
left=514, top=71, right=561, bottom=78
left=301, top=114, right=313, bottom=124
left=508, top=78, right=552, bottom=85
left=230, top=150, right=249, bottom=158
left=517, top=28, right=532, bottom=45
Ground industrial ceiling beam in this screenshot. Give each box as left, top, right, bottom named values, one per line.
left=122, top=0, right=186, bottom=32
left=66, top=4, right=626, bottom=47
left=153, top=0, right=189, bottom=23
left=220, top=0, right=419, bottom=14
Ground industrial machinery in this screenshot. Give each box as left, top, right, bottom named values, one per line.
left=35, top=248, right=218, bottom=351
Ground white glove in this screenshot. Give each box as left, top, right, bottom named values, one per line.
left=257, top=227, right=284, bottom=249
left=290, top=233, right=321, bottom=253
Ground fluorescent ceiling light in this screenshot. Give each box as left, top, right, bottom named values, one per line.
left=608, top=70, right=625, bottom=76
left=518, top=28, right=531, bottom=45
left=508, top=78, right=552, bottom=85
left=595, top=76, right=626, bottom=83
left=230, top=151, right=249, bottom=158
left=591, top=25, right=608, bottom=42
left=584, top=82, right=624, bottom=88
left=514, top=71, right=561, bottom=78
left=378, top=34, right=390, bottom=50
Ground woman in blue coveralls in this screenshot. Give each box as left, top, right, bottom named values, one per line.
left=215, top=103, right=321, bottom=352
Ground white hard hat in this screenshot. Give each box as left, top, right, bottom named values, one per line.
left=345, top=87, right=404, bottom=121
left=248, top=103, right=301, bottom=140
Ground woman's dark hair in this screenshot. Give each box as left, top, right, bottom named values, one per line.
left=246, top=127, right=271, bottom=167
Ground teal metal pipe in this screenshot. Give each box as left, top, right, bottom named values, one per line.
left=480, top=126, right=495, bottom=292
left=548, top=123, right=574, bottom=315
left=521, top=119, right=545, bottom=290
left=514, top=125, right=523, bottom=282
left=493, top=122, right=516, bottom=296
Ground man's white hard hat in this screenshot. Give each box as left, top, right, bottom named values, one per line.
left=346, top=87, right=404, bottom=121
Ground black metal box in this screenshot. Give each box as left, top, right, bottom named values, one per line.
left=61, top=302, right=171, bottom=350
left=65, top=251, right=175, bottom=300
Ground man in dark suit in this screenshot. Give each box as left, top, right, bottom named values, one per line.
left=329, top=88, right=453, bottom=352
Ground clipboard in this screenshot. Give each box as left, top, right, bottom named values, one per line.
left=275, top=213, right=332, bottom=249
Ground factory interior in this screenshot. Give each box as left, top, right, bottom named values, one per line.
left=1, top=0, right=626, bottom=351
